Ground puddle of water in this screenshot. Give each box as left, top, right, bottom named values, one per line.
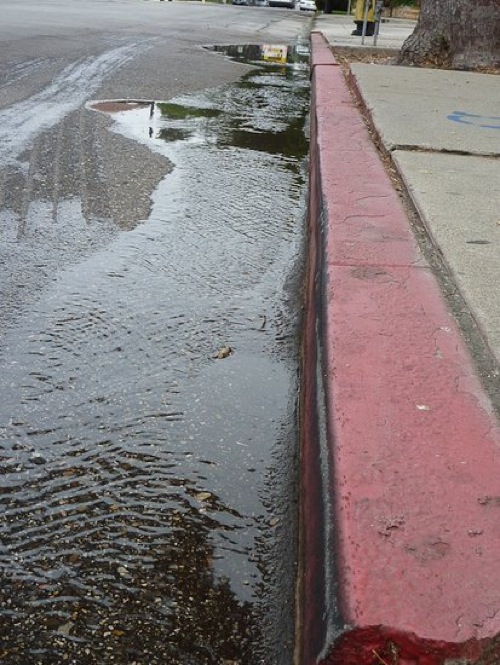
left=157, top=126, right=192, bottom=142
left=0, top=44, right=310, bottom=664
left=209, top=42, right=310, bottom=67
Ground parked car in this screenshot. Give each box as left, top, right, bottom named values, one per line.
left=268, top=0, right=295, bottom=8
left=232, top=0, right=249, bottom=5
left=298, top=0, right=316, bottom=10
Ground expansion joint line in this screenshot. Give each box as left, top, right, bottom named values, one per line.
left=388, top=144, right=500, bottom=159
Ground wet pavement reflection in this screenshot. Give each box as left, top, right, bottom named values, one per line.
left=0, top=44, right=310, bottom=664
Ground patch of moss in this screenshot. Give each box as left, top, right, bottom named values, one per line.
left=156, top=103, right=222, bottom=119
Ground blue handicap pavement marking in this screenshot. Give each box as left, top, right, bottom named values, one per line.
left=448, top=111, right=500, bottom=129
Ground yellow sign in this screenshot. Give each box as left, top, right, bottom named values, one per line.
left=262, top=44, right=288, bottom=63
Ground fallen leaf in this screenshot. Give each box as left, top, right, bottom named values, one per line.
left=196, top=491, right=213, bottom=502
left=57, top=621, right=74, bottom=636
left=117, top=566, right=130, bottom=577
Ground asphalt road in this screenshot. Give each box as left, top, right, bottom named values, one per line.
left=0, top=0, right=311, bottom=106
left=0, top=3, right=314, bottom=664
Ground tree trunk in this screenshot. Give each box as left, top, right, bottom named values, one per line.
left=399, top=0, right=500, bottom=70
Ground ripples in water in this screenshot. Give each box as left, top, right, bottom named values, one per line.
left=0, top=50, right=309, bottom=664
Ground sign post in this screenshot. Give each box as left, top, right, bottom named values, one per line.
left=361, top=0, right=370, bottom=45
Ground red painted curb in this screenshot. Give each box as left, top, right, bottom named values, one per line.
left=300, top=32, right=500, bottom=665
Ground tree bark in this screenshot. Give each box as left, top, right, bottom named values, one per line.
left=399, top=0, right=500, bottom=70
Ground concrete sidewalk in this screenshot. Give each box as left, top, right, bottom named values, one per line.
left=315, top=11, right=416, bottom=50
left=316, top=12, right=500, bottom=368
left=299, top=18, right=500, bottom=665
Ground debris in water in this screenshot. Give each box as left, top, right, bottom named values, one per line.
left=215, top=346, right=232, bottom=359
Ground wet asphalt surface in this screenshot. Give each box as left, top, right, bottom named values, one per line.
left=0, top=3, right=313, bottom=663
